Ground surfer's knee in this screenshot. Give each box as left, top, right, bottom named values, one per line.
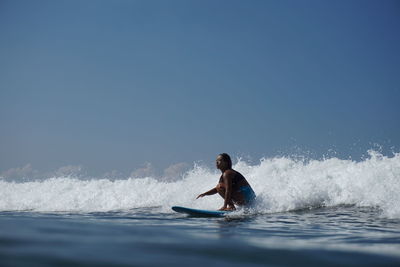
left=216, top=183, right=225, bottom=192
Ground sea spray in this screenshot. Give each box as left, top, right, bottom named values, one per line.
left=1, top=151, right=399, bottom=218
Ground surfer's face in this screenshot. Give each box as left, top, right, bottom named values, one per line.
left=216, top=156, right=226, bottom=170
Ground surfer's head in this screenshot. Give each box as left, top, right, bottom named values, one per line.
left=216, top=153, right=232, bottom=171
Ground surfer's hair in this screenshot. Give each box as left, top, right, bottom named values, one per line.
left=219, top=153, right=232, bottom=169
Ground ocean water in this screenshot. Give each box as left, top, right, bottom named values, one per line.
left=1, top=151, right=400, bottom=266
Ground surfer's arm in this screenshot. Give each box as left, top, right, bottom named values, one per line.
left=196, top=188, right=217, bottom=199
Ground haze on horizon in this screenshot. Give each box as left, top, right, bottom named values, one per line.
left=1, top=0, right=399, bottom=179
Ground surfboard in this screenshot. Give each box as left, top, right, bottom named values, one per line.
left=172, top=206, right=229, bottom=217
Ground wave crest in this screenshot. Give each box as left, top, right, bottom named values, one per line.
left=1, top=151, right=399, bottom=218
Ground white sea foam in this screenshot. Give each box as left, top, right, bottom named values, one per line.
left=1, top=150, right=399, bottom=218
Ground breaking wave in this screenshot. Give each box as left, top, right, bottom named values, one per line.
left=1, top=150, right=399, bottom=218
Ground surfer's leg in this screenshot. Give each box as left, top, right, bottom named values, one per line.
left=216, top=183, right=225, bottom=199
left=216, top=183, right=236, bottom=207
left=231, top=191, right=245, bottom=206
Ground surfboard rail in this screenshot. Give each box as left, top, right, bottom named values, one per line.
left=172, top=206, right=229, bottom=217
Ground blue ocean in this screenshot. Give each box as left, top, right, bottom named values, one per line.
left=1, top=151, right=400, bottom=266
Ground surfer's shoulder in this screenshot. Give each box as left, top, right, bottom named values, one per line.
left=222, top=169, right=236, bottom=178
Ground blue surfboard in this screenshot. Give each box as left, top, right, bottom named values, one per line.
left=172, top=206, right=229, bottom=217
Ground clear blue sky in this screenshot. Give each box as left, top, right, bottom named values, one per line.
left=1, top=0, right=399, bottom=176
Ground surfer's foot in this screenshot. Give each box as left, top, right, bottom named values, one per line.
left=219, top=205, right=236, bottom=211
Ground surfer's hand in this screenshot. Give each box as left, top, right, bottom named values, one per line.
left=196, top=193, right=205, bottom=199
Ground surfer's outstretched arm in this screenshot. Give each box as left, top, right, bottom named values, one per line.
left=196, top=188, right=218, bottom=199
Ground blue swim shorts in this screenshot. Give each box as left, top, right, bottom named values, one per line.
left=238, top=186, right=256, bottom=205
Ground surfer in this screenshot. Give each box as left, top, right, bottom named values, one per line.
left=196, top=153, right=256, bottom=211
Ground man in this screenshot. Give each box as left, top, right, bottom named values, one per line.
left=197, top=153, right=256, bottom=211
